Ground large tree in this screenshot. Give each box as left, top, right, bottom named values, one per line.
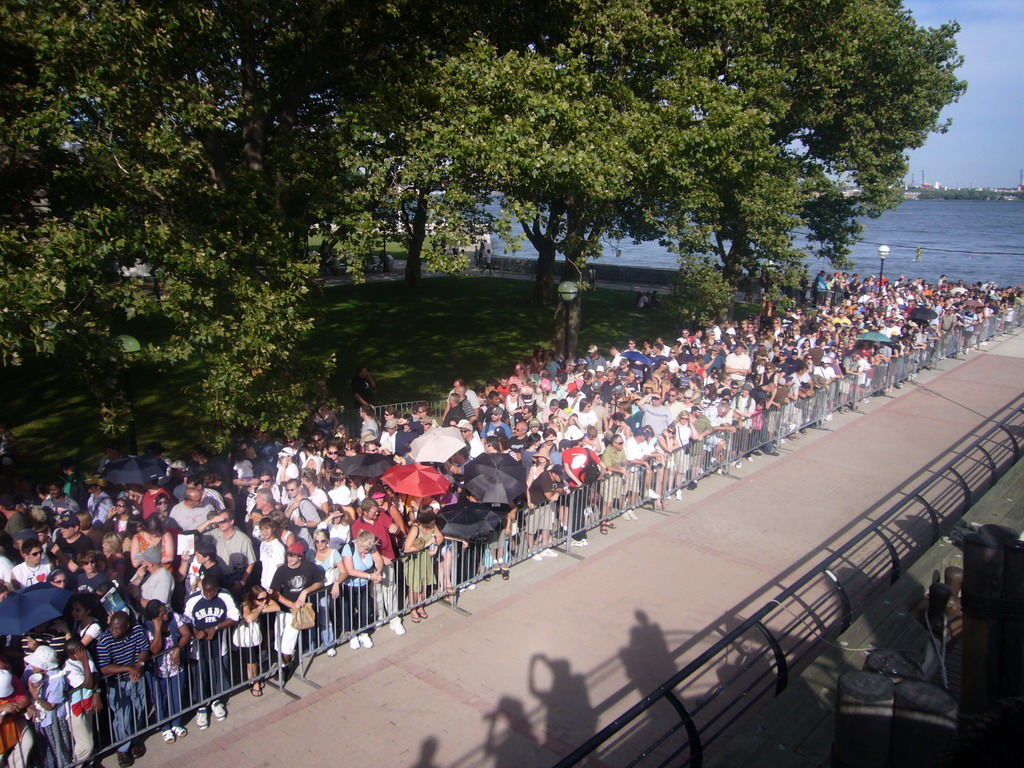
left=0, top=1, right=416, bottom=441
left=456, top=0, right=963, bottom=347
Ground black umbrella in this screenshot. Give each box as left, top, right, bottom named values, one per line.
left=437, top=502, right=505, bottom=542
left=102, top=456, right=167, bottom=485
left=909, top=307, right=938, bottom=322
left=463, top=453, right=528, bottom=504
left=338, top=453, right=394, bottom=478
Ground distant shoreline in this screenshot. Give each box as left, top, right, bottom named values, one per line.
left=902, top=193, right=1022, bottom=202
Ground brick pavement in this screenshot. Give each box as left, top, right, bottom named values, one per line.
left=136, top=333, right=1024, bottom=768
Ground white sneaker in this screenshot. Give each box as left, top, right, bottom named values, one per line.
left=675, top=490, right=683, bottom=500
left=326, top=648, right=337, bottom=657
left=532, top=553, right=545, bottom=562
left=195, top=709, right=209, bottom=730
left=575, top=538, right=588, bottom=546
left=542, top=549, right=558, bottom=558
left=646, top=489, right=659, bottom=500
left=211, top=700, right=227, bottom=721
left=172, top=726, right=187, bottom=739
left=734, top=461, right=742, bottom=469
left=349, top=636, right=361, bottom=650
left=358, top=633, right=373, bottom=649
left=390, top=619, right=406, bottom=636
left=162, top=729, right=176, bottom=744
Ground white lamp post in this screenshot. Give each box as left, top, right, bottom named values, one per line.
left=878, top=245, right=890, bottom=285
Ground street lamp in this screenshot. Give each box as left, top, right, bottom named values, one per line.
left=878, top=245, right=889, bottom=286
left=117, top=334, right=141, bottom=455
left=556, top=280, right=579, bottom=361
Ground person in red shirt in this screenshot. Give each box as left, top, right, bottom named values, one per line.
left=560, top=432, right=605, bottom=546
left=350, top=499, right=405, bottom=636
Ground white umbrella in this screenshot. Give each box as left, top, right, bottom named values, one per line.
left=409, top=427, right=467, bottom=463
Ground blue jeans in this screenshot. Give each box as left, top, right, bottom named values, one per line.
left=108, top=677, right=147, bottom=753
left=148, top=672, right=185, bottom=729
left=191, top=638, right=228, bottom=708
left=317, top=591, right=337, bottom=649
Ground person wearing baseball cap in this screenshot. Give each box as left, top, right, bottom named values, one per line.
left=269, top=541, right=323, bottom=666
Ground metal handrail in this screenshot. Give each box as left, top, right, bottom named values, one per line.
left=552, top=400, right=1024, bottom=765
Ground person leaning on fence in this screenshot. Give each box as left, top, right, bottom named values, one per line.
left=95, top=611, right=151, bottom=767
left=309, top=530, right=345, bottom=654
left=351, top=498, right=406, bottom=637
left=182, top=576, right=239, bottom=731
left=269, top=542, right=322, bottom=666
left=341, top=530, right=383, bottom=650
left=525, top=453, right=560, bottom=556
left=143, top=600, right=191, bottom=745
left=402, top=509, right=443, bottom=622
left=62, top=638, right=98, bottom=765
left=239, top=586, right=279, bottom=697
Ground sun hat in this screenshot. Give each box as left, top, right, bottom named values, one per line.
left=24, top=645, right=59, bottom=672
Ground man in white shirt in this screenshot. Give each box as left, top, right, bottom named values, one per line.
left=457, top=420, right=485, bottom=458
left=379, top=418, right=399, bottom=454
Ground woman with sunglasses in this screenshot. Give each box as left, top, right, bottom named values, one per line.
left=309, top=532, right=345, bottom=654
left=240, top=587, right=279, bottom=695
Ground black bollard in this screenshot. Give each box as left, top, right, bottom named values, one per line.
left=832, top=671, right=894, bottom=768
left=889, top=680, right=957, bottom=767
left=999, top=540, right=1024, bottom=698
left=960, top=532, right=1005, bottom=714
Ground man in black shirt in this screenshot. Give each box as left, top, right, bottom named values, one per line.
left=350, top=366, right=376, bottom=409
left=270, top=542, right=323, bottom=665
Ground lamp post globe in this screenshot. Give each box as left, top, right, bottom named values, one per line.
left=878, top=245, right=889, bottom=285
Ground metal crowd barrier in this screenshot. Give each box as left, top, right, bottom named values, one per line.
left=70, top=308, right=1022, bottom=764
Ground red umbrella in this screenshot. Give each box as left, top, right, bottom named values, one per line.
left=380, top=463, right=451, bottom=498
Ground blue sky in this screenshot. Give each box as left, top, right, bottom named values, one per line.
left=903, top=0, right=1023, bottom=188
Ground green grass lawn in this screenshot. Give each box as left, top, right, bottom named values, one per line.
left=2, top=276, right=676, bottom=477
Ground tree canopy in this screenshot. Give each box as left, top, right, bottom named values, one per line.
left=1, top=0, right=964, bottom=440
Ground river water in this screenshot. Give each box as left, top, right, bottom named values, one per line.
left=489, top=201, right=1023, bottom=287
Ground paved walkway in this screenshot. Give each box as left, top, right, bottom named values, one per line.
left=139, top=332, right=1024, bottom=768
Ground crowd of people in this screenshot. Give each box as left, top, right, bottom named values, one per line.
left=0, top=272, right=1019, bottom=768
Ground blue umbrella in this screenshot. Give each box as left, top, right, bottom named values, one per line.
left=0, top=591, right=65, bottom=635
left=19, top=582, right=73, bottom=612
left=621, top=350, right=655, bottom=366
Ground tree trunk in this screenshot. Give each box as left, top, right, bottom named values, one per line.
left=405, top=192, right=428, bottom=287
left=533, top=240, right=556, bottom=305
left=552, top=296, right=582, bottom=361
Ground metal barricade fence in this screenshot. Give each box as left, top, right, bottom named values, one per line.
left=74, top=310, right=1022, bottom=762
left=76, top=610, right=282, bottom=765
